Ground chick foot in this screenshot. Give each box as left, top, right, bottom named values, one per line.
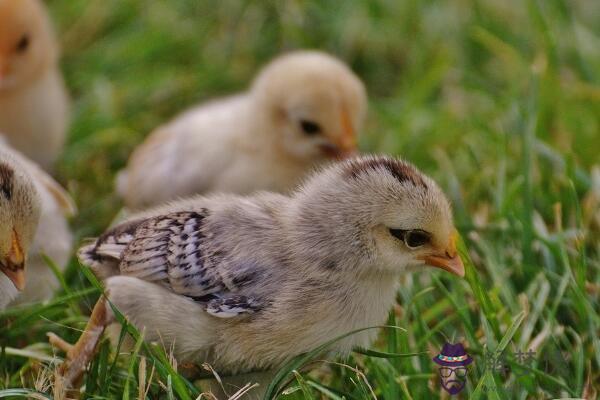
left=48, top=296, right=113, bottom=390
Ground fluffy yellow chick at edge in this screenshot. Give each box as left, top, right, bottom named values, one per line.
left=0, top=0, right=70, bottom=172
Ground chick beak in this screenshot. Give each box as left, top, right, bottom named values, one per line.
left=320, top=109, right=357, bottom=159
left=421, top=232, right=465, bottom=277
left=339, top=109, right=357, bottom=153
left=0, top=58, right=8, bottom=81
left=0, top=230, right=26, bottom=291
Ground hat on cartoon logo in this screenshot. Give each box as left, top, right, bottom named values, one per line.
left=433, top=342, right=473, bottom=367
left=433, top=342, right=473, bottom=395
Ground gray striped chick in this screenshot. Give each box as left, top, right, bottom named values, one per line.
left=117, top=50, right=367, bottom=210
left=50, top=155, right=464, bottom=391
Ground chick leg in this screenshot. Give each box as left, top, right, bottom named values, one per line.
left=48, top=295, right=113, bottom=389
left=47, top=332, right=74, bottom=353
left=50, top=277, right=215, bottom=389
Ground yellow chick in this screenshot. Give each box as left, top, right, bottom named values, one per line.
left=0, top=139, right=75, bottom=309
left=117, top=50, right=367, bottom=210
left=0, top=145, right=40, bottom=309
left=0, top=0, right=70, bottom=172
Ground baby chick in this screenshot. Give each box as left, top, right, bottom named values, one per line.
left=50, top=155, right=464, bottom=389
left=0, top=141, right=75, bottom=309
left=117, top=50, right=367, bottom=210
left=0, top=146, right=41, bottom=309
left=0, top=0, right=70, bottom=172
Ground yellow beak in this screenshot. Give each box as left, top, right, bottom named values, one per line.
left=320, top=109, right=358, bottom=159
left=338, top=109, right=357, bottom=153
left=421, top=231, right=465, bottom=277
left=0, top=58, right=8, bottom=81
left=0, top=230, right=26, bottom=291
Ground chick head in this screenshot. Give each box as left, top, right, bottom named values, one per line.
left=291, top=155, right=464, bottom=278
left=0, top=0, right=57, bottom=91
left=0, top=153, right=41, bottom=290
left=251, top=50, right=366, bottom=161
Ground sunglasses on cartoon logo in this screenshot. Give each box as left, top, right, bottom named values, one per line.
left=439, top=367, right=467, bottom=378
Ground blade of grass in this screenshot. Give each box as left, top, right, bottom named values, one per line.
left=353, top=348, right=426, bottom=359
left=458, top=234, right=501, bottom=339
left=263, top=326, right=406, bottom=400
left=292, top=371, right=314, bottom=400
left=123, top=329, right=145, bottom=400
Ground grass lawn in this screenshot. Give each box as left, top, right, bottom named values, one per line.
left=1, top=0, right=599, bottom=398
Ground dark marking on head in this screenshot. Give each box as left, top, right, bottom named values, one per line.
left=0, top=162, right=14, bottom=200
left=344, top=157, right=427, bottom=188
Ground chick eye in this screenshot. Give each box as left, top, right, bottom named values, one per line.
left=404, top=230, right=431, bottom=248
left=389, top=229, right=431, bottom=249
left=16, top=34, right=30, bottom=53
left=0, top=182, right=12, bottom=200
left=299, top=120, right=321, bottom=135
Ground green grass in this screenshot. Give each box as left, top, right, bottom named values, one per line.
left=1, top=0, right=599, bottom=398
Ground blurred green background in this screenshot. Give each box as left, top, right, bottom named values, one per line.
left=51, top=0, right=599, bottom=237
left=2, top=0, right=599, bottom=398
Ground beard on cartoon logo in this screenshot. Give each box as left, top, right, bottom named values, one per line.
left=439, top=366, right=467, bottom=394
left=433, top=343, right=473, bottom=395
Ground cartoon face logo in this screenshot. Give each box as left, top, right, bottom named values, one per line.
left=432, top=342, right=473, bottom=395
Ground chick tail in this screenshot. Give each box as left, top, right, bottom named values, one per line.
left=77, top=242, right=120, bottom=280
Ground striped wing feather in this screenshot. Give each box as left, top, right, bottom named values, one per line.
left=78, top=211, right=261, bottom=318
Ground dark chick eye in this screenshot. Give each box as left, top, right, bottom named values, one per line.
left=16, top=34, right=30, bottom=53
left=404, top=230, right=430, bottom=248
left=0, top=181, right=12, bottom=200
left=300, top=120, right=321, bottom=135
left=389, top=228, right=405, bottom=242
left=389, top=228, right=430, bottom=249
